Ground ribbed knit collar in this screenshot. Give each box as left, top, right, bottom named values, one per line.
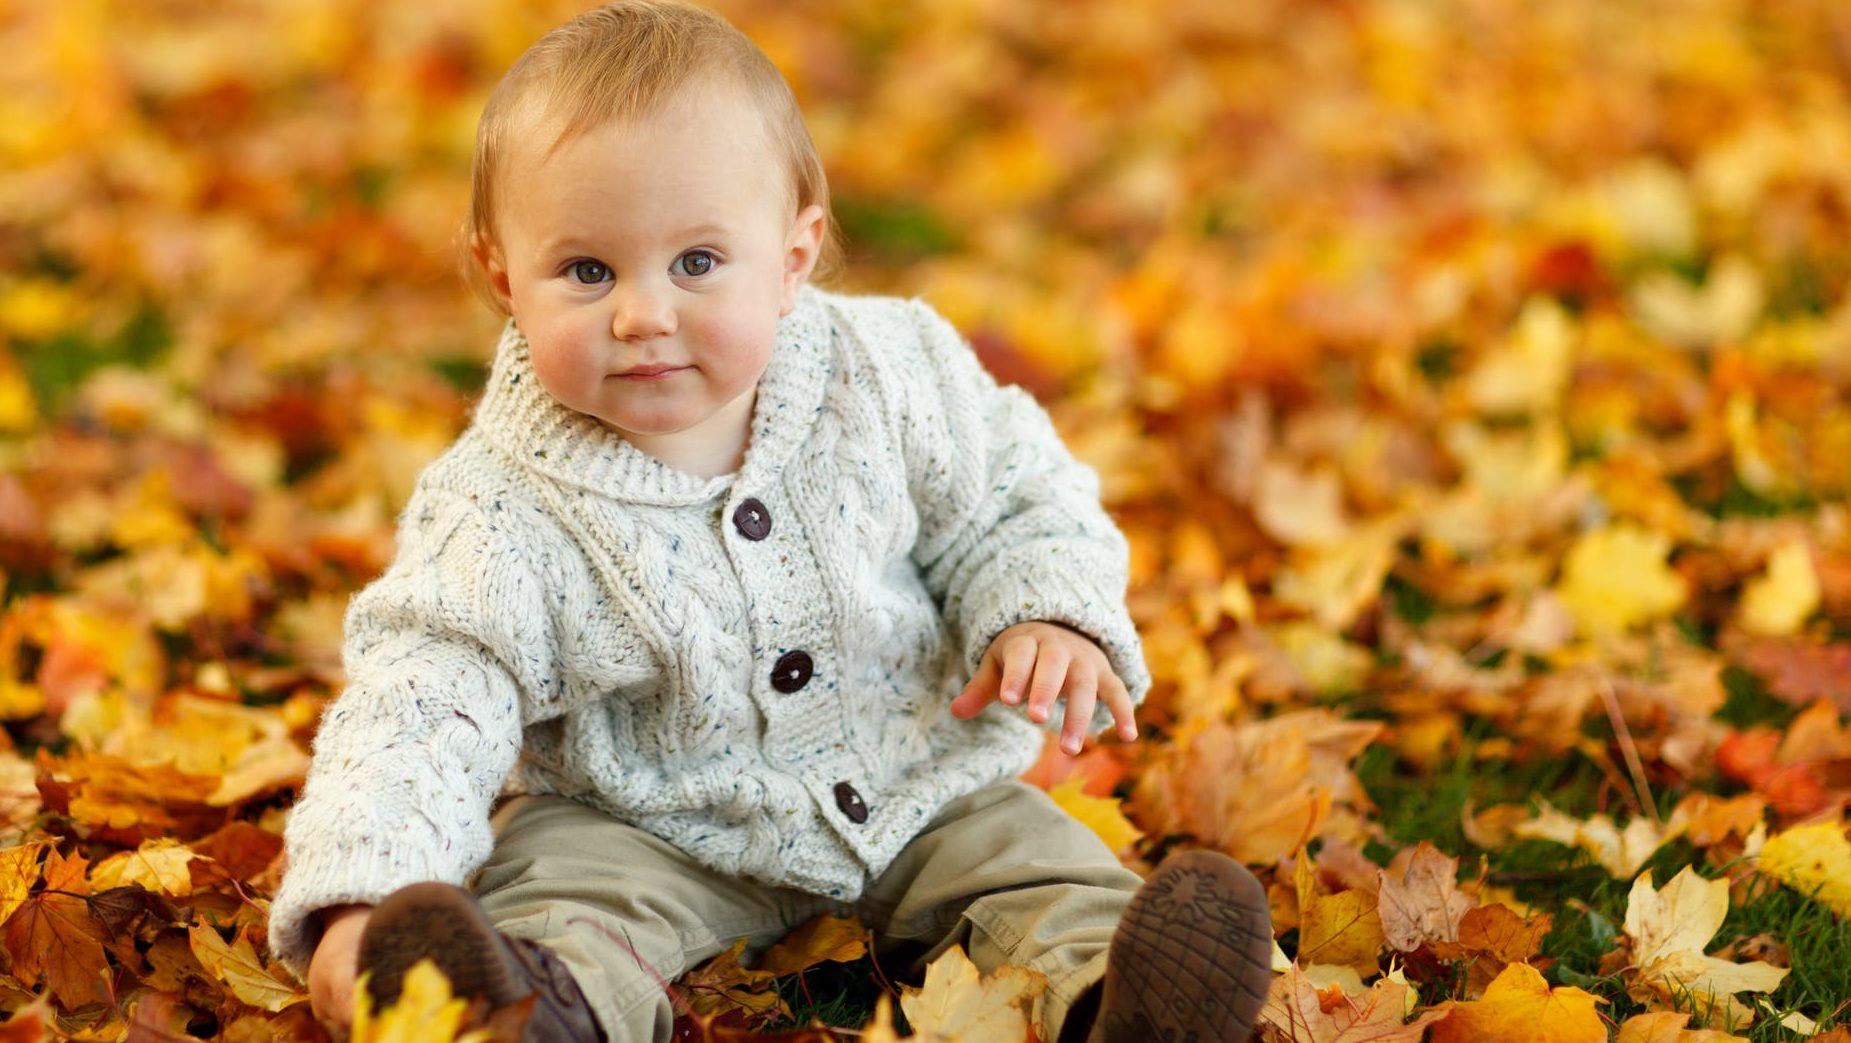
left=472, top=286, right=833, bottom=506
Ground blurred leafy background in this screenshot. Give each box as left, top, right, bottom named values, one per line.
left=5, top=0, right=1851, bottom=1040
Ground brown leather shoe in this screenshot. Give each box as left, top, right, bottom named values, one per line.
left=358, top=881, right=604, bottom=1043
left=1085, top=850, right=1273, bottom=1043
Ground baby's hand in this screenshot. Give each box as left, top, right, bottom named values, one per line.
left=950, top=621, right=1138, bottom=754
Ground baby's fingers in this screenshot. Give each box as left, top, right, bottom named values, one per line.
left=1099, top=670, right=1138, bottom=742
left=1059, top=679, right=1096, bottom=755
left=950, top=651, right=1003, bottom=719
left=1024, top=643, right=1071, bottom=724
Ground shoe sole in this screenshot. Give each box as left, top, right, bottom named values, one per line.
left=358, top=881, right=531, bottom=1011
left=1095, top=851, right=1274, bottom=1043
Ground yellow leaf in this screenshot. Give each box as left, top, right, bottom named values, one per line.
left=1272, top=519, right=1401, bottom=631
left=899, top=947, right=1045, bottom=1043
left=1555, top=525, right=1689, bottom=636
left=1617, top=1011, right=1750, bottom=1043
left=755, top=913, right=868, bottom=976
left=1629, top=254, right=1765, bottom=350
left=0, top=278, right=82, bottom=340
left=0, top=842, right=45, bottom=926
left=188, top=924, right=306, bottom=1013
left=90, top=838, right=199, bottom=897
left=1623, top=867, right=1787, bottom=1025
left=0, top=366, right=34, bottom=434
left=1429, top=962, right=1606, bottom=1043
left=1295, top=854, right=1386, bottom=976
left=859, top=996, right=911, bottom=1043
left=1757, top=821, right=1851, bottom=918
left=1738, top=540, right=1820, bottom=637
left=1514, top=802, right=1679, bottom=879
left=1465, top=298, right=1575, bottom=415
left=351, top=960, right=494, bottom=1043
left=1049, top=777, right=1143, bottom=855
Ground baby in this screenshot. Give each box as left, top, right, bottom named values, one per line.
left=267, top=2, right=1274, bottom=1041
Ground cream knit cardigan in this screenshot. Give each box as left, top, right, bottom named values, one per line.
left=268, top=287, right=1150, bottom=975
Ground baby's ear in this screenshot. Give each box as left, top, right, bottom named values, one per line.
left=780, top=204, right=826, bottom=315
left=469, top=232, right=515, bottom=313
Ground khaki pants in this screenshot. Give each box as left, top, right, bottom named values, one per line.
left=471, top=780, right=1142, bottom=1043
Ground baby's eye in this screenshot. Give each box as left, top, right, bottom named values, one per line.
left=672, top=250, right=717, bottom=277
left=568, top=260, right=611, bottom=284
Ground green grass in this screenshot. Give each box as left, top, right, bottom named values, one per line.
left=1361, top=738, right=1851, bottom=1040
left=765, top=952, right=901, bottom=1034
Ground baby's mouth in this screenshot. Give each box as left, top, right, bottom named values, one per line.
left=613, top=364, right=688, bottom=381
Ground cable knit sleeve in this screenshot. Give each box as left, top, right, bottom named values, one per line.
left=267, top=484, right=543, bottom=978
left=893, top=299, right=1151, bottom=727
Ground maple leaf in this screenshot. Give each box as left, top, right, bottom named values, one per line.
left=3, top=863, right=112, bottom=1009
left=1258, top=963, right=1446, bottom=1043
left=1294, top=854, right=1386, bottom=977
left=1513, top=802, right=1680, bottom=879
left=188, top=923, right=307, bottom=1013
left=35, top=749, right=225, bottom=845
left=898, top=946, right=1046, bottom=1043
left=351, top=960, right=493, bottom=1043
left=1734, top=636, right=1851, bottom=713
left=1555, top=524, right=1689, bottom=636
left=1428, top=962, right=1606, bottom=1043
left=1622, top=866, right=1787, bottom=1026
left=1738, top=539, right=1820, bottom=636
left=1617, top=1011, right=1750, bottom=1042
left=1133, top=710, right=1382, bottom=866
left=90, top=837, right=201, bottom=897
left=1756, top=821, right=1851, bottom=918
left=1375, top=842, right=1474, bottom=953
left=0, top=841, right=45, bottom=926
left=1048, top=776, right=1143, bottom=855
left=1430, top=903, right=1555, bottom=997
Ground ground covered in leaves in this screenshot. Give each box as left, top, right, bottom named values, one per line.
left=3, top=0, right=1851, bottom=1040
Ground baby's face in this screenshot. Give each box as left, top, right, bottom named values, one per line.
left=481, top=88, right=821, bottom=462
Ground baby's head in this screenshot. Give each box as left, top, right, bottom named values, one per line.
left=464, top=1, right=837, bottom=465
left=466, top=0, right=836, bottom=309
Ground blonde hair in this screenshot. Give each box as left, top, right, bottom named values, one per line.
left=464, top=0, right=838, bottom=312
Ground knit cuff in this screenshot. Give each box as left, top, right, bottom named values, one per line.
left=267, top=830, right=471, bottom=979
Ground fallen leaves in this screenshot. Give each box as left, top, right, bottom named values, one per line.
left=4, top=0, right=1851, bottom=1039
left=1620, top=867, right=1788, bottom=1026
left=1426, top=963, right=1605, bottom=1043
left=897, top=948, right=1044, bottom=1043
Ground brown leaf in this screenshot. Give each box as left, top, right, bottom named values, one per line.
left=4, top=889, right=112, bottom=1010
left=1376, top=842, right=1475, bottom=952
left=1734, top=636, right=1851, bottom=713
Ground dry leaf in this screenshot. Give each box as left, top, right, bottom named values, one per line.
left=899, top=947, right=1046, bottom=1043
left=1623, top=867, right=1788, bottom=1025
left=1376, top=842, right=1474, bottom=952
left=1258, top=963, right=1447, bottom=1042
left=188, top=923, right=307, bottom=1013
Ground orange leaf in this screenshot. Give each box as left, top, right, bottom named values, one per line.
left=1428, top=963, right=1605, bottom=1043
left=3, top=889, right=111, bottom=1010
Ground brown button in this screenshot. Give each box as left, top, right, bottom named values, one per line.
left=771, top=650, right=813, bottom=693
left=834, top=782, right=868, bottom=823
left=732, top=498, right=771, bottom=540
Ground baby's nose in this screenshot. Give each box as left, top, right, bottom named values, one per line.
left=610, top=284, right=676, bottom=340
